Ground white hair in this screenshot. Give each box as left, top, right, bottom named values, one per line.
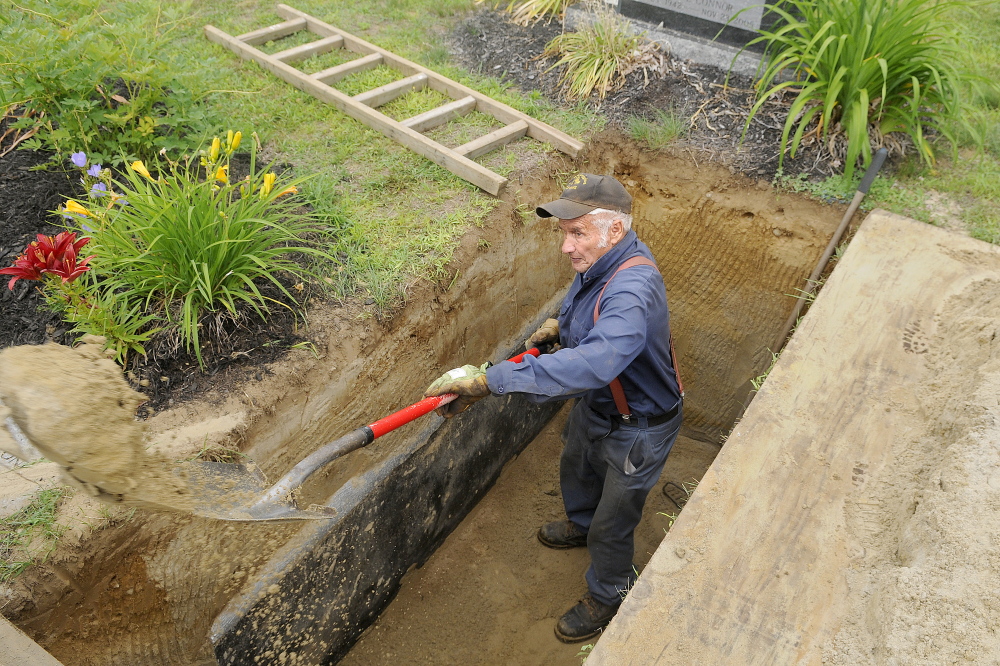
left=587, top=208, right=633, bottom=248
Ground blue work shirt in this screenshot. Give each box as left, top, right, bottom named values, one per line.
left=486, top=230, right=681, bottom=417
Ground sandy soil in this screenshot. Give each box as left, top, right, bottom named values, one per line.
left=342, top=403, right=720, bottom=665
left=0, top=339, right=192, bottom=512
left=826, top=276, right=1000, bottom=664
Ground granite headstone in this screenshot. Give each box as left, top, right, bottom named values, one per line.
left=618, top=0, right=781, bottom=52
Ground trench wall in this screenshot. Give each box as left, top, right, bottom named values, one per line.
left=585, top=137, right=844, bottom=442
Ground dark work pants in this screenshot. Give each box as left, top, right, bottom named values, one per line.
left=560, top=399, right=682, bottom=606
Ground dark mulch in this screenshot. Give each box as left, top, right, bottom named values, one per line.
left=449, top=9, right=835, bottom=180
left=0, top=139, right=309, bottom=415
left=0, top=148, right=76, bottom=347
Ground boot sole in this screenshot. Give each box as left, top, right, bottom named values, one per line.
left=536, top=531, right=587, bottom=549
left=554, top=623, right=608, bottom=644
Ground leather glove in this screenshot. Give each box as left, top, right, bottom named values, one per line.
left=424, top=362, right=492, bottom=418
left=526, top=318, right=560, bottom=351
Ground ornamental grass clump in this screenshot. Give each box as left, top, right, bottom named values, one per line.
left=543, top=8, right=666, bottom=100
left=84, top=133, right=328, bottom=367
left=743, top=0, right=973, bottom=178
left=501, top=0, right=580, bottom=25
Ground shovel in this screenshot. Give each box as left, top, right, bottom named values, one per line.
left=180, top=347, right=542, bottom=521
left=4, top=348, right=541, bottom=521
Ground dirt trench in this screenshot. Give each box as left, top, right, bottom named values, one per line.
left=3, top=133, right=844, bottom=665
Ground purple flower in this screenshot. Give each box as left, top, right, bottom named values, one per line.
left=70, top=152, right=87, bottom=168
left=87, top=163, right=102, bottom=177
left=90, top=183, right=108, bottom=197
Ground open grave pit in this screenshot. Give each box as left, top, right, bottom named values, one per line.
left=2, top=133, right=845, bottom=664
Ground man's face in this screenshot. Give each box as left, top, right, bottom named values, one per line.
left=559, top=215, right=618, bottom=273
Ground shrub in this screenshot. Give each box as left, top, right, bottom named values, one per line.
left=54, top=134, right=333, bottom=367
left=543, top=8, right=665, bottom=100
left=0, top=0, right=212, bottom=165
left=742, top=0, right=973, bottom=178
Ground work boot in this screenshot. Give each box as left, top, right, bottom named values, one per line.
left=537, top=520, right=587, bottom=549
left=554, top=592, right=621, bottom=643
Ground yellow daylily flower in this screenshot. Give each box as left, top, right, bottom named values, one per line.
left=65, top=200, right=92, bottom=217
left=276, top=185, right=298, bottom=198
left=131, top=161, right=153, bottom=180
left=259, top=172, right=277, bottom=198
left=209, top=137, right=221, bottom=161
left=230, top=131, right=242, bottom=152
left=215, top=165, right=229, bottom=184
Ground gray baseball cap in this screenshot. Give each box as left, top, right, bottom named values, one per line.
left=536, top=173, right=632, bottom=219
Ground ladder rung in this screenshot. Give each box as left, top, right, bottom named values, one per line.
left=454, top=120, right=529, bottom=159
left=402, top=96, right=477, bottom=133
left=272, top=35, right=344, bottom=64
left=312, top=52, right=383, bottom=84
left=353, top=73, right=428, bottom=108
left=237, top=18, right=307, bottom=46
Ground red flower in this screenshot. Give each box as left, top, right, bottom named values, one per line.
left=0, top=231, right=95, bottom=290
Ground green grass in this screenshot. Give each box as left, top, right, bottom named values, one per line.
left=626, top=108, right=687, bottom=150
left=1, top=487, right=67, bottom=581
left=2, top=0, right=599, bottom=316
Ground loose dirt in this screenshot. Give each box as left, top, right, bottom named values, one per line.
left=0, top=338, right=192, bottom=512
left=827, top=276, right=1000, bottom=664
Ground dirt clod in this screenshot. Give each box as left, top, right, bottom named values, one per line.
left=0, top=339, right=192, bottom=513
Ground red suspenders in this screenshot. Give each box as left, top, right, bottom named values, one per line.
left=591, top=256, right=684, bottom=418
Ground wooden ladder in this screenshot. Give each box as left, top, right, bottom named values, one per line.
left=205, top=4, right=584, bottom=195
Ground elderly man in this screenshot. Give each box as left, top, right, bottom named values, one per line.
left=425, top=173, right=682, bottom=642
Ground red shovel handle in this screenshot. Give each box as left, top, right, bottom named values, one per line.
left=367, top=348, right=541, bottom=439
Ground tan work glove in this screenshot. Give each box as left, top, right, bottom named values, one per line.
left=424, top=362, right=492, bottom=418
left=526, top=318, right=560, bottom=351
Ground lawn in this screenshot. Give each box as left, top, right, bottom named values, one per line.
left=1, top=0, right=598, bottom=314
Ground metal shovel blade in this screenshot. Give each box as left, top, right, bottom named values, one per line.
left=178, top=460, right=338, bottom=522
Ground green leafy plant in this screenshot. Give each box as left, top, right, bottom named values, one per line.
left=54, top=133, right=333, bottom=367
left=53, top=278, right=164, bottom=365
left=627, top=108, right=688, bottom=149
left=750, top=350, right=781, bottom=391
left=0, top=0, right=212, bottom=164
left=742, top=0, right=974, bottom=178
left=1, top=487, right=67, bottom=581
left=543, top=8, right=665, bottom=100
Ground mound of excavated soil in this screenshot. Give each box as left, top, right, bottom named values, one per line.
left=0, top=339, right=192, bottom=513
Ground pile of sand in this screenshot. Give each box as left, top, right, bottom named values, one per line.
left=0, top=338, right=192, bottom=513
